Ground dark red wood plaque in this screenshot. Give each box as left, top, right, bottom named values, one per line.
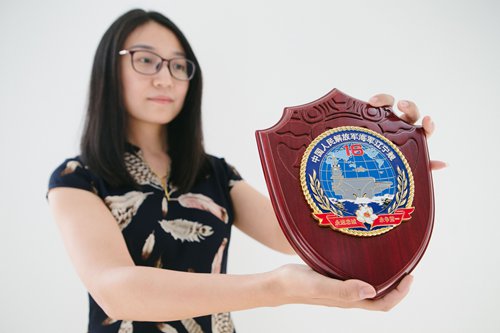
left=256, top=89, right=434, bottom=298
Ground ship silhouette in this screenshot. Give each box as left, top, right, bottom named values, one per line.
left=330, top=157, right=392, bottom=200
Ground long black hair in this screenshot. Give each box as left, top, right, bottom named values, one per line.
left=80, top=9, right=208, bottom=192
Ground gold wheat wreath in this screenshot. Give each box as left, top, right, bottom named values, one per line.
left=299, top=126, right=415, bottom=237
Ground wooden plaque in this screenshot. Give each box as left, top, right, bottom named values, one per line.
left=256, top=89, right=434, bottom=298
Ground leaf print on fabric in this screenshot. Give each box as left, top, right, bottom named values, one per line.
left=211, top=238, right=235, bottom=333
left=141, top=231, right=155, bottom=260
left=118, top=320, right=133, bottom=333
left=60, top=160, right=82, bottom=176
left=181, top=318, right=204, bottom=333
left=212, top=312, right=235, bottom=333
left=154, top=255, right=163, bottom=268
left=90, top=181, right=99, bottom=195
left=174, top=193, right=228, bottom=223
left=228, top=179, right=242, bottom=189
left=124, top=151, right=163, bottom=190
left=162, top=196, right=168, bottom=217
left=104, top=191, right=153, bottom=230
left=102, top=317, right=118, bottom=326
left=159, top=219, right=214, bottom=242
left=157, top=323, right=178, bottom=333
left=211, top=238, right=228, bottom=274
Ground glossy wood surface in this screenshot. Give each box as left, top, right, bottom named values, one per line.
left=256, top=89, right=435, bottom=297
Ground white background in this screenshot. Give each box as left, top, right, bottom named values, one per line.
left=1, top=0, right=499, bottom=332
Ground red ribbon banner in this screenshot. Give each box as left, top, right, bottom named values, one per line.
left=314, top=208, right=415, bottom=230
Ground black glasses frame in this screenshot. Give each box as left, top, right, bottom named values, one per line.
left=119, top=49, right=196, bottom=81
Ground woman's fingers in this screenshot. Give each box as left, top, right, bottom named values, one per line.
left=361, top=275, right=414, bottom=312
left=279, top=264, right=415, bottom=311
left=369, top=94, right=421, bottom=125
left=333, top=279, right=377, bottom=302
left=430, top=160, right=447, bottom=170
left=422, top=115, right=435, bottom=137
left=397, top=100, right=420, bottom=124
left=367, top=94, right=446, bottom=172
left=377, top=274, right=413, bottom=311
left=420, top=116, right=447, bottom=170
left=369, top=94, right=395, bottom=107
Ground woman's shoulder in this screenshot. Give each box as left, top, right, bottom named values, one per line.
left=204, top=154, right=243, bottom=188
left=47, top=156, right=100, bottom=195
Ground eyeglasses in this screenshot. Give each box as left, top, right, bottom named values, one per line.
left=119, top=49, right=196, bottom=81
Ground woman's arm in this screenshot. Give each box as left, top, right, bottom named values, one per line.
left=48, top=187, right=410, bottom=322
left=48, top=187, right=279, bottom=321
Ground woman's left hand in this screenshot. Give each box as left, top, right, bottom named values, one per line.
left=368, top=94, right=447, bottom=171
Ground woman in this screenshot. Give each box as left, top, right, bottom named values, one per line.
left=47, top=8, right=445, bottom=333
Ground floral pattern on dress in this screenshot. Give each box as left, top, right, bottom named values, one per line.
left=124, top=150, right=163, bottom=190
left=104, top=191, right=153, bottom=230
left=159, top=219, right=214, bottom=242
left=48, top=148, right=242, bottom=333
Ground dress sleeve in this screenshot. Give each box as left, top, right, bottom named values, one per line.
left=221, top=159, right=243, bottom=191
left=47, top=157, right=97, bottom=196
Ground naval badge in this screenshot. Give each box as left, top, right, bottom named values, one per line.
left=301, top=126, right=415, bottom=237
left=256, top=88, right=435, bottom=297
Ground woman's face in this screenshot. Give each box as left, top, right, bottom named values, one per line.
left=120, top=21, right=190, bottom=129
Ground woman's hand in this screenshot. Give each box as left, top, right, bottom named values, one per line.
left=274, top=264, right=413, bottom=311
left=369, top=94, right=447, bottom=171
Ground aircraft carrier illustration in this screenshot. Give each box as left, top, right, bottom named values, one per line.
left=330, top=158, right=392, bottom=200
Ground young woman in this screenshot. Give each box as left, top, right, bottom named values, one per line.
left=47, top=9, right=445, bottom=333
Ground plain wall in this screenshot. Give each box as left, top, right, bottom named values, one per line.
left=1, top=0, right=499, bottom=332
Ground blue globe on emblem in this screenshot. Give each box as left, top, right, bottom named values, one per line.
left=319, top=142, right=396, bottom=216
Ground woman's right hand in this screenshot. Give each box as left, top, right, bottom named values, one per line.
left=273, top=264, right=413, bottom=311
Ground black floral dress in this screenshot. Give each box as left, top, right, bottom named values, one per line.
left=48, top=144, right=242, bottom=333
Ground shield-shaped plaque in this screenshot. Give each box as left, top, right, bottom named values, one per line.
left=256, top=89, right=434, bottom=298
